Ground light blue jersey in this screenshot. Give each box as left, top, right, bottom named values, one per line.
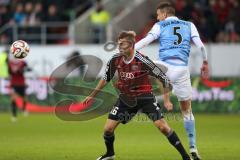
left=135, top=16, right=204, bottom=67
left=157, top=18, right=191, bottom=66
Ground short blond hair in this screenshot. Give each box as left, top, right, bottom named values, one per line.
left=118, top=30, right=136, bottom=43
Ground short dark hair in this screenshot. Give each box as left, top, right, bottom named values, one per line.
left=118, top=31, right=136, bottom=43
left=157, top=2, right=175, bottom=15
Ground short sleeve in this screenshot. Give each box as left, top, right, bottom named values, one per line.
left=102, top=57, right=117, bottom=82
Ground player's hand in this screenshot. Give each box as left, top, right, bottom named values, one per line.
left=164, top=100, right=173, bottom=111
left=83, top=96, right=94, bottom=105
left=201, top=60, right=209, bottom=79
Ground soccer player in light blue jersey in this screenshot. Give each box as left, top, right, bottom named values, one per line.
left=135, top=3, right=209, bottom=160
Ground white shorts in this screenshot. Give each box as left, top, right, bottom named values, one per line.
left=154, top=60, right=192, bottom=101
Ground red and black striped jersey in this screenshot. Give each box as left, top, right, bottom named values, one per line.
left=8, top=60, right=27, bottom=86
left=103, top=51, right=171, bottom=96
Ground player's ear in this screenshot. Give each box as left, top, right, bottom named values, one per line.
left=164, top=12, right=167, bottom=19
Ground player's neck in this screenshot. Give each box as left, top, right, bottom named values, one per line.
left=123, top=50, right=134, bottom=61
left=165, top=15, right=176, bottom=19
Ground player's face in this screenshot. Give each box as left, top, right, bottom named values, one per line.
left=118, top=39, right=133, bottom=56
left=157, top=9, right=167, bottom=21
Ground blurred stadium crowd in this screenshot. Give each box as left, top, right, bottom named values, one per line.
left=174, top=0, right=240, bottom=42
left=140, top=0, right=240, bottom=43
left=0, top=0, right=93, bottom=24
left=0, top=0, right=93, bottom=44
left=0, top=0, right=239, bottom=44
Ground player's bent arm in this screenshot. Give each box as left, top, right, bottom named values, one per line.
left=192, top=37, right=208, bottom=62
left=191, top=22, right=208, bottom=62
left=135, top=34, right=155, bottom=50
left=138, top=54, right=173, bottom=109
left=84, top=56, right=117, bottom=103
left=83, top=79, right=107, bottom=104
left=89, top=79, right=107, bottom=98
left=136, top=53, right=172, bottom=90
left=191, top=22, right=209, bottom=78
left=135, top=23, right=160, bottom=50
left=154, top=78, right=173, bottom=111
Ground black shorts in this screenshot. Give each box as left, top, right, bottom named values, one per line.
left=108, top=93, right=164, bottom=124
left=12, top=86, right=25, bottom=97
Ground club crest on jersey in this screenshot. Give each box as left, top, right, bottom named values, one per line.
left=120, top=72, right=134, bottom=80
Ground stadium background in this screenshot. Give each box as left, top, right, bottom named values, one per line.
left=0, top=0, right=240, bottom=160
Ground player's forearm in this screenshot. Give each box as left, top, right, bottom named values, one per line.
left=200, top=46, right=208, bottom=62
left=163, top=87, right=171, bottom=102
left=135, top=34, right=155, bottom=50
left=192, top=37, right=208, bottom=61
left=89, top=79, right=107, bottom=98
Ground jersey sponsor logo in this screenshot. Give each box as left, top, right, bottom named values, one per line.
left=120, top=72, right=135, bottom=80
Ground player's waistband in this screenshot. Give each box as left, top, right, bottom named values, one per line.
left=119, top=92, right=154, bottom=99
left=158, top=57, right=188, bottom=66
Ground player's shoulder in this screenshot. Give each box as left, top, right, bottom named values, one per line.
left=135, top=51, right=151, bottom=62
left=107, top=53, right=121, bottom=64
left=178, top=18, right=194, bottom=26
left=135, top=51, right=144, bottom=58
left=110, top=53, right=121, bottom=60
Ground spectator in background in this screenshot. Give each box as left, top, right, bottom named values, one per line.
left=0, top=5, right=11, bottom=26
left=72, top=0, right=93, bottom=16
left=45, top=4, right=61, bottom=22
left=90, top=0, right=110, bottom=43
left=0, top=5, right=12, bottom=43
left=212, top=0, right=231, bottom=30
left=227, top=0, right=240, bottom=42
left=45, top=4, right=62, bottom=44
left=28, top=2, right=44, bottom=25
left=216, top=31, right=230, bottom=43
left=24, top=1, right=33, bottom=24
left=181, top=0, right=195, bottom=20
left=0, top=0, right=10, bottom=6
left=27, top=2, right=44, bottom=43
left=202, top=1, right=219, bottom=42
left=0, top=34, right=9, bottom=44
left=13, top=3, right=26, bottom=25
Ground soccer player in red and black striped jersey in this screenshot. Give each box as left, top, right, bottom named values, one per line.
left=84, top=31, right=191, bottom=160
left=8, top=57, right=30, bottom=121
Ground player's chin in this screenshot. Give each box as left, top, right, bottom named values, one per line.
left=119, top=50, right=126, bottom=55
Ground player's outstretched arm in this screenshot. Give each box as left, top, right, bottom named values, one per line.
left=137, top=53, right=173, bottom=110
left=83, top=79, right=107, bottom=104
left=135, top=23, right=160, bottom=50
left=84, top=56, right=117, bottom=104
left=135, top=34, right=155, bottom=50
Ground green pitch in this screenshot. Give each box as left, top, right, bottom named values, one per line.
left=0, top=113, right=240, bottom=160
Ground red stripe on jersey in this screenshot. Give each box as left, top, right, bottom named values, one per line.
left=114, top=55, right=152, bottom=96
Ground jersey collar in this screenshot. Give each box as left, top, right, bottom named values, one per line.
left=165, top=16, right=178, bottom=20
